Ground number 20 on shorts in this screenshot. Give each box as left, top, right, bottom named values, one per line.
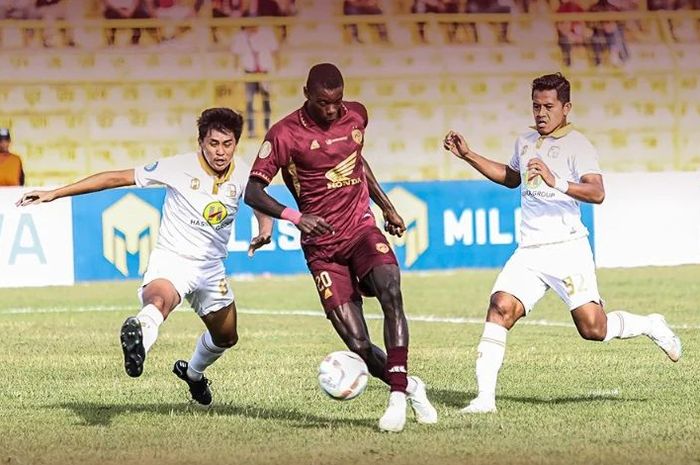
left=315, top=271, right=333, bottom=292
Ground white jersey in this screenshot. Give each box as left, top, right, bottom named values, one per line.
left=508, top=124, right=601, bottom=247
left=134, top=152, right=249, bottom=260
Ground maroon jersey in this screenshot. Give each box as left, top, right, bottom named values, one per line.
left=250, top=101, right=376, bottom=247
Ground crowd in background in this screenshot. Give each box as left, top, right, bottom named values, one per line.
left=0, top=0, right=698, bottom=61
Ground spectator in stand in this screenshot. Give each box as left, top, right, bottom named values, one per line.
left=154, top=0, right=194, bottom=41
left=35, top=0, right=76, bottom=47
left=411, top=0, right=462, bottom=44
left=343, top=0, right=389, bottom=44
left=0, top=0, right=39, bottom=47
left=103, top=0, right=159, bottom=46
left=231, top=25, right=279, bottom=138
left=0, top=129, right=25, bottom=187
left=662, top=0, right=700, bottom=42
left=194, top=0, right=245, bottom=44
left=193, top=0, right=244, bottom=17
left=589, top=0, right=630, bottom=66
left=556, top=0, right=597, bottom=67
left=246, top=0, right=296, bottom=41
left=465, top=0, right=511, bottom=44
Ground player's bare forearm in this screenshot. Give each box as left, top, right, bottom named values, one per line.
left=461, top=150, right=521, bottom=188
left=244, top=178, right=334, bottom=236
left=253, top=209, right=274, bottom=237
left=363, top=158, right=396, bottom=214
left=363, top=158, right=406, bottom=236
left=244, top=178, right=286, bottom=218
left=444, top=130, right=520, bottom=188
left=17, top=169, right=134, bottom=206
left=564, top=174, right=605, bottom=204
left=55, top=170, right=135, bottom=199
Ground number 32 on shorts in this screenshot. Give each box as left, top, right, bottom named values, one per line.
left=563, top=274, right=587, bottom=296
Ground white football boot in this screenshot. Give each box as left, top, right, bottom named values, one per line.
left=378, top=391, right=407, bottom=432
left=647, top=314, right=682, bottom=362
left=407, top=376, right=438, bottom=424
left=459, top=395, right=497, bottom=414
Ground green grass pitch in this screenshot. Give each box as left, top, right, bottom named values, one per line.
left=0, top=266, right=698, bottom=465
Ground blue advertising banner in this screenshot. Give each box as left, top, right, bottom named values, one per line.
left=73, top=188, right=166, bottom=281
left=71, top=181, right=594, bottom=282
left=223, top=187, right=306, bottom=276
left=375, top=180, right=594, bottom=270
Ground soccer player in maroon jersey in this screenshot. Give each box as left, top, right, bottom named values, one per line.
left=244, top=63, right=437, bottom=432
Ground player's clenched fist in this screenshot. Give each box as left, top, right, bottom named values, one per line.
left=297, top=214, right=334, bottom=236
left=526, top=158, right=555, bottom=187
left=443, top=130, right=470, bottom=160
left=383, top=210, right=405, bottom=238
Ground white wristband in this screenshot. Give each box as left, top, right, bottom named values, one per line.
left=554, top=176, right=569, bottom=194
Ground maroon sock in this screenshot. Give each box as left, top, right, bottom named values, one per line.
left=385, top=346, right=408, bottom=393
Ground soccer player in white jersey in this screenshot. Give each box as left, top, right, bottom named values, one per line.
left=17, top=108, right=272, bottom=406
left=443, top=73, right=682, bottom=414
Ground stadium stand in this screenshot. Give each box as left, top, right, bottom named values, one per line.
left=0, top=0, right=698, bottom=185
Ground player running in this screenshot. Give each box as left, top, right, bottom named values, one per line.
left=17, top=107, right=272, bottom=407
left=244, top=63, right=438, bottom=432
left=444, top=72, right=682, bottom=414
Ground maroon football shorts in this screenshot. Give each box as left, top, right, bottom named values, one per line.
left=304, top=225, right=399, bottom=314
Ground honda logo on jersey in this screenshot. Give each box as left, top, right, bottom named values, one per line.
left=325, top=151, right=362, bottom=189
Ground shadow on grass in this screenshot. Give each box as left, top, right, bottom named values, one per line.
left=429, top=388, right=648, bottom=409
left=48, top=401, right=376, bottom=429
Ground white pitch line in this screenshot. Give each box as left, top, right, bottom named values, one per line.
left=1, top=304, right=699, bottom=330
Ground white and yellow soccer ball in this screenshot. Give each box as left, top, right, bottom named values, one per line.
left=317, top=351, right=369, bottom=401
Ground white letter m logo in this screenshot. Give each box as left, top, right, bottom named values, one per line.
left=102, top=193, right=160, bottom=276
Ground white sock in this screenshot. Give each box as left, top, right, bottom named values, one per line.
left=187, top=331, right=227, bottom=381
left=474, top=322, right=507, bottom=400
left=136, top=304, right=164, bottom=353
left=604, top=311, right=652, bottom=341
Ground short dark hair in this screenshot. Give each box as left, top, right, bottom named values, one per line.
left=532, top=73, right=571, bottom=104
left=306, top=63, right=344, bottom=91
left=197, top=107, right=243, bottom=142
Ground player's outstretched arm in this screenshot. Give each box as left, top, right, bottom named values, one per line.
left=16, top=169, right=135, bottom=207
left=244, top=178, right=333, bottom=236
left=443, top=130, right=520, bottom=189
left=362, top=157, right=405, bottom=237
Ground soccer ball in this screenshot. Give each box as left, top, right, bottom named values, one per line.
left=317, top=351, right=369, bottom=401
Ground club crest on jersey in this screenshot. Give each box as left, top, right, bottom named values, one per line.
left=351, top=129, right=363, bottom=145
left=257, top=140, right=272, bottom=159
left=520, top=145, right=529, bottom=157
left=226, top=185, right=237, bottom=198
left=190, top=178, right=200, bottom=190
left=376, top=243, right=390, bottom=254
left=310, top=140, right=320, bottom=150
left=203, top=201, right=228, bottom=226
left=325, top=151, right=361, bottom=189
left=547, top=146, right=561, bottom=159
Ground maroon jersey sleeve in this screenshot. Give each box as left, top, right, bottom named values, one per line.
left=249, top=123, right=293, bottom=185
left=344, top=101, right=368, bottom=129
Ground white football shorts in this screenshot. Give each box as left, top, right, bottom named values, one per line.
left=491, top=237, right=601, bottom=314
left=138, top=247, right=234, bottom=317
